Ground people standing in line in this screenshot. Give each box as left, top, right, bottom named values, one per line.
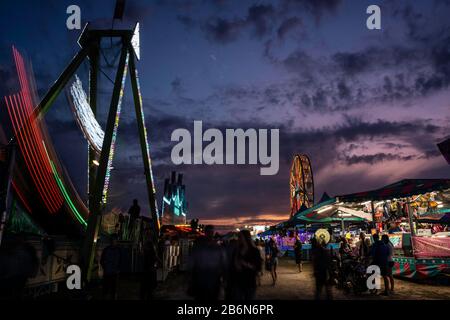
left=267, top=238, right=279, bottom=286
left=230, top=230, right=262, bottom=300
left=294, top=238, right=303, bottom=273
left=311, top=237, right=332, bottom=300
left=140, top=240, right=160, bottom=300
left=188, top=225, right=226, bottom=301
left=128, top=199, right=141, bottom=237
left=382, top=234, right=395, bottom=294
left=100, top=235, right=122, bottom=300
left=370, top=233, right=390, bottom=296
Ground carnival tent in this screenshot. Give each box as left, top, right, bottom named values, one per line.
left=416, top=208, right=450, bottom=224
left=337, top=179, right=450, bottom=202
left=293, top=204, right=370, bottom=223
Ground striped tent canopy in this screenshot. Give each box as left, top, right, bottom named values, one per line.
left=417, top=208, right=450, bottom=224
left=337, top=179, right=450, bottom=202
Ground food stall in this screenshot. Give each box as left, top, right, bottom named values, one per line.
left=290, top=200, right=372, bottom=259
left=255, top=199, right=370, bottom=259
left=337, top=179, right=450, bottom=280
left=260, top=179, right=450, bottom=279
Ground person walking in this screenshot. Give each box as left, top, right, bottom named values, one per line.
left=188, top=225, right=226, bottom=301
left=311, top=237, right=332, bottom=300
left=267, top=238, right=279, bottom=286
left=224, top=237, right=238, bottom=300
left=140, top=240, right=160, bottom=300
left=382, top=234, right=395, bottom=293
left=371, top=233, right=390, bottom=296
left=100, top=235, right=122, bottom=300
left=358, top=232, right=370, bottom=264
left=230, top=230, right=262, bottom=300
left=256, top=240, right=266, bottom=286
left=294, top=238, right=303, bottom=272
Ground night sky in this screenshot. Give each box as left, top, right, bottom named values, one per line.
left=1, top=0, right=450, bottom=232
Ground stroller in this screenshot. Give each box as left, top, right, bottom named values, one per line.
left=335, top=253, right=370, bottom=295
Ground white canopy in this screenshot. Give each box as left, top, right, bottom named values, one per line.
left=336, top=206, right=373, bottom=221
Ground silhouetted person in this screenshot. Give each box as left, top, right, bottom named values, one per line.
left=118, top=212, right=125, bottom=239
left=128, top=199, right=140, bottom=236
left=255, top=239, right=265, bottom=286
left=140, top=240, right=159, bottom=300
left=382, top=234, right=395, bottom=294
left=100, top=235, right=121, bottom=300
left=224, top=238, right=238, bottom=300
left=230, top=230, right=262, bottom=300
left=358, top=232, right=370, bottom=262
left=311, top=237, right=332, bottom=300
left=267, top=238, right=279, bottom=286
left=339, top=237, right=352, bottom=260
left=189, top=225, right=226, bottom=301
left=0, top=235, right=38, bottom=299
left=294, top=238, right=303, bottom=272
left=371, top=233, right=390, bottom=296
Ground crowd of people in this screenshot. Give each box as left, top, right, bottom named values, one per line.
left=176, top=226, right=398, bottom=300
left=0, top=213, right=398, bottom=301
left=188, top=225, right=285, bottom=301
left=337, top=231, right=395, bottom=296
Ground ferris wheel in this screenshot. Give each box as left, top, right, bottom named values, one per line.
left=290, top=154, right=314, bottom=217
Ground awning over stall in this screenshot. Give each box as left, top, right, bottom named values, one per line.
left=417, top=208, right=450, bottom=224
left=292, top=201, right=371, bottom=224
left=337, top=179, right=450, bottom=202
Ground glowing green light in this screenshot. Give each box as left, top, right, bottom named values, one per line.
left=50, top=161, right=87, bottom=227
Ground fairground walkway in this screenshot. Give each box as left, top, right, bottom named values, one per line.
left=88, top=258, right=450, bottom=300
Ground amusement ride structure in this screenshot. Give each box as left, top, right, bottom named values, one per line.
left=289, top=154, right=314, bottom=217
left=1, top=18, right=159, bottom=281
left=161, top=171, right=187, bottom=226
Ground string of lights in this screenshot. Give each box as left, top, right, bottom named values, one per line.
left=102, top=52, right=130, bottom=204
left=132, top=62, right=160, bottom=226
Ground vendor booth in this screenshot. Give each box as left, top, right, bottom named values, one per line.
left=267, top=179, right=450, bottom=280
left=257, top=199, right=372, bottom=260
left=337, top=179, right=450, bottom=280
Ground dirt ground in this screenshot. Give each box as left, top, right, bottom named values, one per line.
left=151, top=258, right=450, bottom=300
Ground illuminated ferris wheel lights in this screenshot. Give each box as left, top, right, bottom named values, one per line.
left=289, top=154, right=314, bottom=216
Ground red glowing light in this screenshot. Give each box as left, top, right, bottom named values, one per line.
left=5, top=47, right=63, bottom=213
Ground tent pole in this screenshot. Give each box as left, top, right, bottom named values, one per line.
left=406, top=197, right=416, bottom=255
left=371, top=200, right=376, bottom=232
